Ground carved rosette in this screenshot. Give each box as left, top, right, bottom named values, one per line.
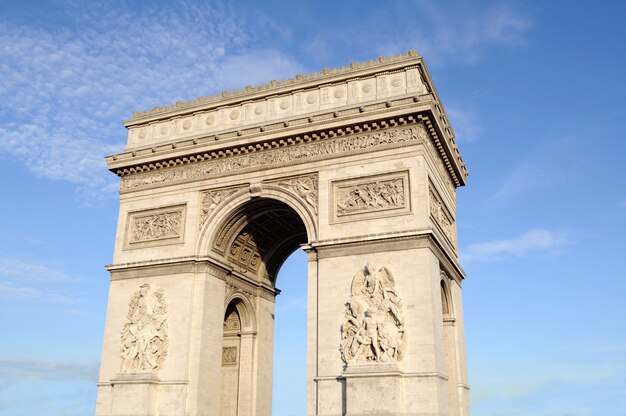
left=120, top=284, right=169, bottom=373
left=273, top=174, right=318, bottom=215
left=341, top=264, right=406, bottom=364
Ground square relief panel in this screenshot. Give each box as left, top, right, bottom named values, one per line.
left=330, top=170, right=411, bottom=223
left=124, top=204, right=186, bottom=250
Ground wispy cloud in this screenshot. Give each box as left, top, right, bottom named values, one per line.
left=0, top=359, right=98, bottom=382
left=462, top=229, right=573, bottom=262
left=0, top=2, right=302, bottom=201
left=447, top=106, right=483, bottom=142
left=0, top=257, right=81, bottom=283
left=309, top=1, right=534, bottom=67
left=405, top=2, right=533, bottom=65
left=0, top=257, right=82, bottom=303
left=489, top=136, right=589, bottom=202
left=0, top=281, right=76, bottom=304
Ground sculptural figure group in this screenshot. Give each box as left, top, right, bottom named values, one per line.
left=341, top=263, right=406, bottom=364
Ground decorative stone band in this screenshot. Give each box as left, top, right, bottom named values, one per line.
left=332, top=171, right=410, bottom=222
left=125, top=204, right=186, bottom=249
left=119, top=121, right=430, bottom=192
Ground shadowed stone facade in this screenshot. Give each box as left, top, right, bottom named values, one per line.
left=96, top=51, right=470, bottom=416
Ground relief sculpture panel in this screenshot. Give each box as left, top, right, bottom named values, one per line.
left=125, top=205, right=186, bottom=249
left=429, top=186, right=457, bottom=247
left=332, top=171, right=410, bottom=222
left=341, top=263, right=406, bottom=364
left=120, top=284, right=168, bottom=373
left=199, top=188, right=241, bottom=229
left=271, top=174, right=318, bottom=215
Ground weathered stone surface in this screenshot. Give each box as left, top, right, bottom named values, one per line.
left=96, top=51, right=470, bottom=416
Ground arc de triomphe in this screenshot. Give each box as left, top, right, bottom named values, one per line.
left=95, top=51, right=470, bottom=416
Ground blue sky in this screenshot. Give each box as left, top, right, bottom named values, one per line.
left=1, top=1, right=625, bottom=415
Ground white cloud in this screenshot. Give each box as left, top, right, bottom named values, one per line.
left=0, top=281, right=76, bottom=304
left=0, top=257, right=81, bottom=283
left=340, top=2, right=533, bottom=67
left=0, top=359, right=98, bottom=381
left=462, top=229, right=572, bottom=262
left=489, top=136, right=588, bottom=202
left=0, top=257, right=83, bottom=303
left=0, top=2, right=301, bottom=201
left=446, top=106, right=483, bottom=142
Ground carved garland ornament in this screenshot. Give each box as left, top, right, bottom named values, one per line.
left=121, top=125, right=428, bottom=191
left=120, top=284, right=169, bottom=373
left=341, top=264, right=406, bottom=364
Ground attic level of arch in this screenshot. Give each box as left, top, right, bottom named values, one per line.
left=108, top=107, right=467, bottom=191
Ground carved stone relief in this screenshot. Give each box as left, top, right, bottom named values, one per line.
left=120, top=284, right=168, bottom=373
left=222, top=347, right=238, bottom=365
left=121, top=125, right=428, bottom=191
left=429, top=187, right=456, bottom=246
left=341, top=264, right=406, bottom=364
left=272, top=174, right=319, bottom=215
left=126, top=205, right=185, bottom=248
left=332, top=171, right=411, bottom=222
left=423, top=133, right=455, bottom=193
left=200, top=188, right=240, bottom=229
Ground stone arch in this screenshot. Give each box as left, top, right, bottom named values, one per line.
left=224, top=291, right=256, bottom=333
left=196, top=182, right=317, bottom=260
left=440, top=273, right=453, bottom=318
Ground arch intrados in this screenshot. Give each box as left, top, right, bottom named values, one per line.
left=196, top=189, right=316, bottom=258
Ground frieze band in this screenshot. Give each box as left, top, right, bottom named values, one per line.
left=120, top=124, right=428, bottom=192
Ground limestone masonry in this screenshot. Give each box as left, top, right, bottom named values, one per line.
left=96, top=50, right=470, bottom=416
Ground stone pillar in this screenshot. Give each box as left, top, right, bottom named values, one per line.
left=254, top=293, right=276, bottom=416
left=185, top=264, right=227, bottom=415
left=237, top=331, right=256, bottom=416
left=96, top=262, right=225, bottom=416
left=450, top=280, right=470, bottom=416
left=309, top=239, right=453, bottom=416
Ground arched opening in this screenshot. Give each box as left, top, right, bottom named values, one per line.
left=214, top=197, right=310, bottom=416
left=212, top=198, right=309, bottom=284
left=441, top=279, right=451, bottom=317
left=441, top=272, right=460, bottom=414
left=272, top=248, right=308, bottom=416
left=221, top=302, right=242, bottom=416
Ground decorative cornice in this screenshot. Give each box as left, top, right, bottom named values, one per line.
left=114, top=114, right=462, bottom=193
left=128, top=50, right=422, bottom=122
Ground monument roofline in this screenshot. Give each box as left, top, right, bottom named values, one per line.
left=126, top=50, right=426, bottom=125
left=112, top=50, right=468, bottom=186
